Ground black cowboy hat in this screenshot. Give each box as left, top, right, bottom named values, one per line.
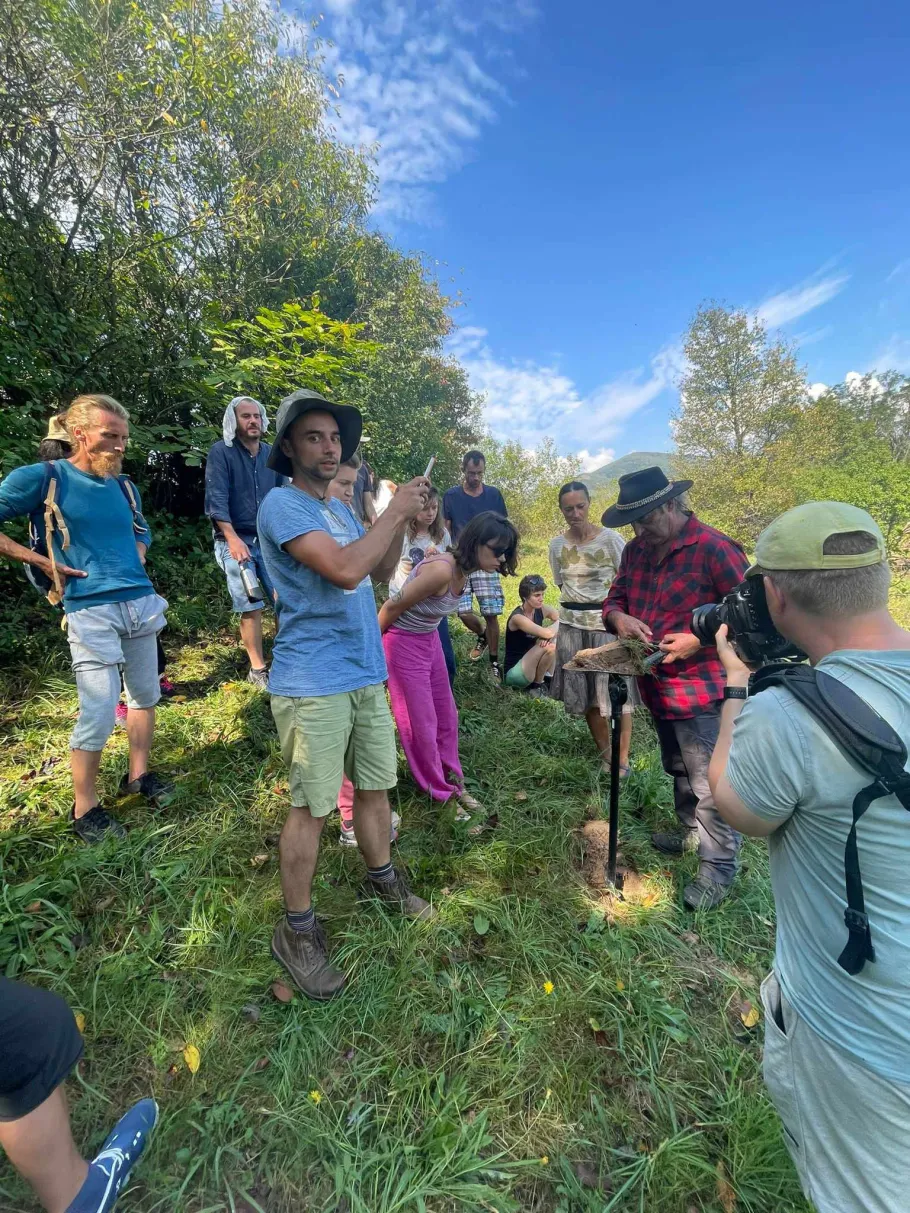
left=267, top=388, right=362, bottom=477
left=600, top=466, right=694, bottom=527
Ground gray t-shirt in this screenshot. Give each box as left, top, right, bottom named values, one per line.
left=257, top=486, right=386, bottom=698
left=727, top=650, right=910, bottom=1082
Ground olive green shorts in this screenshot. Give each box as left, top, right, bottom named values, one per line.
left=270, top=683, right=397, bottom=817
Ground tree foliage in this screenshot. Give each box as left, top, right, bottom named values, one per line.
left=0, top=0, right=480, bottom=505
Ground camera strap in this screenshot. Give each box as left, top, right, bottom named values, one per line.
left=751, top=663, right=910, bottom=976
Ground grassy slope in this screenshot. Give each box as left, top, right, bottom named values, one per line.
left=0, top=544, right=809, bottom=1213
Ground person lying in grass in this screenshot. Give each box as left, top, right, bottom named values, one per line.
left=502, top=574, right=559, bottom=694
left=378, top=510, right=519, bottom=824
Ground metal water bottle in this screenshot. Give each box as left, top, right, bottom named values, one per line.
left=240, top=560, right=264, bottom=603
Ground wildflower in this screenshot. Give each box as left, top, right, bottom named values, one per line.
left=543, top=980, right=554, bottom=996
left=309, top=1089, right=322, bottom=1105
left=540, top=1155, right=549, bottom=1165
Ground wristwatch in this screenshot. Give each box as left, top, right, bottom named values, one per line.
left=723, top=686, right=748, bottom=700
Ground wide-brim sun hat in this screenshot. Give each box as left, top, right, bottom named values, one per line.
left=600, top=466, right=694, bottom=528
left=267, top=388, right=362, bottom=477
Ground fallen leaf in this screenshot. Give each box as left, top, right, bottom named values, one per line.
left=680, top=932, right=700, bottom=945
left=473, top=913, right=490, bottom=936
left=716, top=1160, right=736, bottom=1213
left=95, top=896, right=115, bottom=912
left=74, top=1012, right=86, bottom=1033
left=440, top=886, right=452, bottom=896
left=183, top=1043, right=201, bottom=1074
left=25, top=900, right=42, bottom=913
left=254, top=1056, right=270, bottom=1071
left=271, top=981, right=294, bottom=1004
left=249, top=853, right=269, bottom=868
left=514, top=790, right=528, bottom=801
left=739, top=1001, right=761, bottom=1029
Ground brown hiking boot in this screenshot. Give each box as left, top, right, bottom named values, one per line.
left=270, top=919, right=347, bottom=1001
left=365, top=869, right=435, bottom=920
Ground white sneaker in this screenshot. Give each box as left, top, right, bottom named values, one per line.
left=339, top=811, right=400, bottom=847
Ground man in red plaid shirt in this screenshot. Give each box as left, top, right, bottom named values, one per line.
left=602, top=467, right=749, bottom=909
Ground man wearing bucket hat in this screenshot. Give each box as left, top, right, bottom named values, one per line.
left=256, top=388, right=434, bottom=1000
left=707, top=503, right=910, bottom=1213
left=602, top=467, right=749, bottom=909
left=204, top=396, right=287, bottom=688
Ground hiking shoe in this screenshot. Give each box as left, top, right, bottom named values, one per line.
left=115, top=702, right=128, bottom=725
left=118, top=771, right=175, bottom=807
left=247, top=666, right=269, bottom=690
left=469, top=637, right=488, bottom=661
left=651, top=830, right=698, bottom=856
left=65, top=1097, right=158, bottom=1213
left=683, top=875, right=732, bottom=911
left=364, top=869, right=435, bottom=920
left=339, top=812, right=400, bottom=847
left=158, top=676, right=176, bottom=698
left=71, top=806, right=127, bottom=844
left=271, top=918, right=346, bottom=1001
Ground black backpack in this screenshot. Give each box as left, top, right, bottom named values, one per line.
left=27, top=461, right=147, bottom=605
left=751, top=662, right=910, bottom=976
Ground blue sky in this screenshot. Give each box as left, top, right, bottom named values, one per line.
left=313, top=0, right=910, bottom=470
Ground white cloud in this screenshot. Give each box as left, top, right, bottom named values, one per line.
left=867, top=335, right=910, bottom=375
left=577, top=447, right=616, bottom=473
left=757, top=272, right=849, bottom=328
left=449, top=327, right=679, bottom=455
left=886, top=259, right=910, bottom=283
left=808, top=382, right=829, bottom=401
left=317, top=0, right=536, bottom=221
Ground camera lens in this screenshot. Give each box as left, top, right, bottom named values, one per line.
left=691, top=602, right=725, bottom=644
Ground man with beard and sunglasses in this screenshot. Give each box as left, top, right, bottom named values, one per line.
left=0, top=394, right=172, bottom=842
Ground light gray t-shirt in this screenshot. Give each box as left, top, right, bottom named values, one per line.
left=727, top=649, right=910, bottom=1082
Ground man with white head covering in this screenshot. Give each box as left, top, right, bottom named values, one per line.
left=204, top=396, right=287, bottom=686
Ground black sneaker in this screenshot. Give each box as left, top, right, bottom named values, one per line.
left=118, top=771, right=175, bottom=807
left=71, top=805, right=127, bottom=843
left=490, top=660, right=502, bottom=684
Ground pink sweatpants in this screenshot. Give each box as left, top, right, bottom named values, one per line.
left=382, top=627, right=463, bottom=802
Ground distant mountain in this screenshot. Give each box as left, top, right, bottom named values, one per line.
left=580, top=451, right=672, bottom=490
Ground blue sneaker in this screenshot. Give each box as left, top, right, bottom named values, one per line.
left=66, top=1098, right=158, bottom=1212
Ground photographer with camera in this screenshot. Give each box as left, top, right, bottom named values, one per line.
left=707, top=502, right=910, bottom=1213
left=205, top=396, right=287, bottom=689
left=602, top=467, right=749, bottom=909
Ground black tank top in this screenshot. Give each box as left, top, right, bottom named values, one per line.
left=504, top=606, right=543, bottom=674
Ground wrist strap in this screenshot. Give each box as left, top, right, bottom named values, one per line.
left=723, top=686, right=748, bottom=700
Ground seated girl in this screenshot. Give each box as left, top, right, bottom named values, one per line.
left=503, top=574, right=559, bottom=692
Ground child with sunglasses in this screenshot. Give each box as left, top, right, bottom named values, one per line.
left=378, top=511, right=519, bottom=823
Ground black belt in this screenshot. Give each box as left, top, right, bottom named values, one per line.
left=561, top=601, right=605, bottom=611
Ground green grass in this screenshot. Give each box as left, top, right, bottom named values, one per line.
left=0, top=562, right=810, bottom=1213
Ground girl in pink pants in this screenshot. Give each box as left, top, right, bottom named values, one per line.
left=377, top=510, right=520, bottom=822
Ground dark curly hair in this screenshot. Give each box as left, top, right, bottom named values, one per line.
left=453, top=511, right=519, bottom=577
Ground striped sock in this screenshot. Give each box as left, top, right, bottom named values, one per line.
left=368, top=862, right=395, bottom=884
left=286, top=907, right=315, bottom=933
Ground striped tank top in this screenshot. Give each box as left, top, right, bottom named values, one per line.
left=391, top=554, right=463, bottom=634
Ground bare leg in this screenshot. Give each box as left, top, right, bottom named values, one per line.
left=585, top=705, right=612, bottom=765
left=351, top=788, right=393, bottom=869
left=0, top=1087, right=88, bottom=1213
left=125, top=706, right=154, bottom=782
left=458, top=611, right=485, bottom=639
left=71, top=750, right=103, bottom=817
left=279, top=806, right=326, bottom=911
left=533, top=645, right=557, bottom=681
left=484, top=614, right=500, bottom=662
left=620, top=712, right=632, bottom=768
left=239, top=610, right=266, bottom=670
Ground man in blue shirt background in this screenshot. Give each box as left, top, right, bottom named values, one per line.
left=204, top=396, right=287, bottom=688
left=0, top=393, right=173, bottom=842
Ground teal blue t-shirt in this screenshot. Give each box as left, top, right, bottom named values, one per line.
left=257, top=486, right=387, bottom=698
left=0, top=460, right=153, bottom=613
left=727, top=650, right=910, bottom=1082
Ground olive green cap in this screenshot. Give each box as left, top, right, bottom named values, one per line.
left=746, top=501, right=886, bottom=576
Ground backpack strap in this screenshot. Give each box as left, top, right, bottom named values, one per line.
left=117, top=475, right=146, bottom=535
left=751, top=663, right=910, bottom=976
left=42, top=462, right=70, bottom=606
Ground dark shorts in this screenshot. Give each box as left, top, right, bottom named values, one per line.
left=0, top=978, right=83, bottom=1121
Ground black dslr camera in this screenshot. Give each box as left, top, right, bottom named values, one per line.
left=691, top=576, right=805, bottom=664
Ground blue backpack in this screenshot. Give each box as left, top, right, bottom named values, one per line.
left=26, top=461, right=147, bottom=605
